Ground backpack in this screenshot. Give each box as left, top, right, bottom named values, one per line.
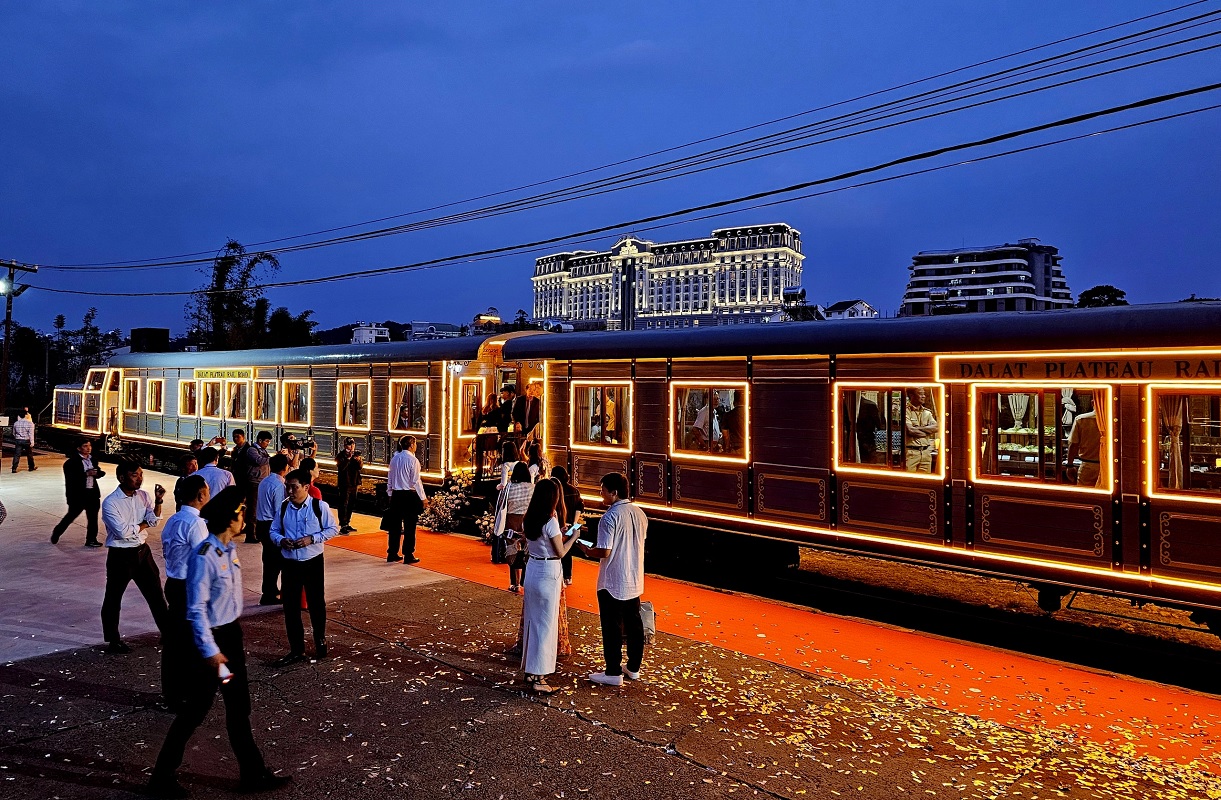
left=279, top=497, right=324, bottom=532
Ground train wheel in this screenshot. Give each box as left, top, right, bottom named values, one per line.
left=1035, top=585, right=1068, bottom=614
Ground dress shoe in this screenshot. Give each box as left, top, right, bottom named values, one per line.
left=387, top=554, right=403, bottom=563
left=29, top=466, right=37, bottom=471
left=237, top=771, right=291, bottom=793
left=269, top=652, right=306, bottom=669
left=147, top=774, right=190, bottom=798
left=259, top=594, right=282, bottom=605
left=85, top=539, right=103, bottom=548
left=50, top=530, right=63, bottom=544
left=314, top=641, right=328, bottom=659
left=403, top=556, right=421, bottom=565
left=105, top=640, right=132, bottom=655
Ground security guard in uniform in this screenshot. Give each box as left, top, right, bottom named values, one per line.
left=149, top=486, right=288, bottom=798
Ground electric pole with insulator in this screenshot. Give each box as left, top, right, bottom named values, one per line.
left=0, top=260, right=38, bottom=413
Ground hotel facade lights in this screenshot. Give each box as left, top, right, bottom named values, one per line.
left=898, top=238, right=1072, bottom=317
left=532, top=224, right=804, bottom=331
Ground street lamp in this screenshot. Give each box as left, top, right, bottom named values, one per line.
left=0, top=260, right=38, bottom=412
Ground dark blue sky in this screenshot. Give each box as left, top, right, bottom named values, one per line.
left=5, top=1, right=1220, bottom=333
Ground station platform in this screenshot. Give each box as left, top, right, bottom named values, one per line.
left=1, top=453, right=1220, bottom=798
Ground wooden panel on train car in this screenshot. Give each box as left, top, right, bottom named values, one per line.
left=671, top=359, right=747, bottom=380
left=1151, top=501, right=1221, bottom=584
left=545, top=370, right=568, bottom=449
left=635, top=360, right=667, bottom=380
left=973, top=487, right=1111, bottom=565
left=673, top=463, right=747, bottom=514
left=754, top=463, right=829, bottom=528
left=839, top=479, right=943, bottom=540
left=752, top=381, right=828, bottom=469
left=634, top=380, right=668, bottom=455
left=752, top=356, right=829, bottom=381
left=634, top=453, right=668, bottom=504
left=572, top=451, right=632, bottom=493
left=570, top=361, right=631, bottom=381
left=835, top=355, right=936, bottom=381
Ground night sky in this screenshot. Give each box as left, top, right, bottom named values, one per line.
left=4, top=1, right=1220, bottom=334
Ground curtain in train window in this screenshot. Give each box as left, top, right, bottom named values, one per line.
left=122, top=379, right=140, bottom=412
left=391, top=381, right=427, bottom=432
left=338, top=380, right=370, bottom=429
left=1154, top=391, right=1221, bottom=494
left=574, top=384, right=630, bottom=448
left=254, top=381, right=277, bottom=423
left=283, top=381, right=310, bottom=425
left=179, top=382, right=197, bottom=417
left=226, top=381, right=249, bottom=420
left=839, top=386, right=940, bottom=473
left=976, top=387, right=1106, bottom=487
left=673, top=384, right=746, bottom=456
left=201, top=381, right=223, bottom=418
left=147, top=380, right=164, bottom=414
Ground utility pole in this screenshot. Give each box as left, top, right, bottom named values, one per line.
left=0, top=260, right=38, bottom=412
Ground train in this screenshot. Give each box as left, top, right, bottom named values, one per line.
left=46, top=302, right=1221, bottom=628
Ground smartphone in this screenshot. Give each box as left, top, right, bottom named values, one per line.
left=577, top=538, right=595, bottom=549
left=565, top=522, right=582, bottom=536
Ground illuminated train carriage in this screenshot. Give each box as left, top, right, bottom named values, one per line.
left=49, top=334, right=547, bottom=487
left=500, top=302, right=1221, bottom=623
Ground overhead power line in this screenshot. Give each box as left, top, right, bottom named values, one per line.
left=26, top=80, right=1221, bottom=298
left=27, top=0, right=1220, bottom=271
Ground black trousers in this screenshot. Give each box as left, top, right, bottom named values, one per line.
left=53, top=496, right=100, bottom=543
left=337, top=486, right=358, bottom=527
left=280, top=555, right=325, bottom=652
left=11, top=441, right=35, bottom=471
left=152, top=621, right=267, bottom=782
left=386, top=491, right=420, bottom=558
left=596, top=589, right=644, bottom=677
left=242, top=484, right=259, bottom=540
left=101, top=544, right=168, bottom=643
left=162, top=578, right=193, bottom=706
left=256, top=520, right=281, bottom=598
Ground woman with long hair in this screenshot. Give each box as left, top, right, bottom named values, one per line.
left=525, top=442, right=550, bottom=483
left=496, top=441, right=520, bottom=491
left=519, top=480, right=578, bottom=693
left=549, top=468, right=583, bottom=659
left=503, top=462, right=533, bottom=592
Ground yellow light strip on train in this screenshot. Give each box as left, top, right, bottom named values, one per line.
left=1144, top=382, right=1221, bottom=507
left=455, top=375, right=487, bottom=440
left=967, top=382, right=1114, bottom=495
left=937, top=348, right=1221, bottom=384
left=831, top=381, right=946, bottom=482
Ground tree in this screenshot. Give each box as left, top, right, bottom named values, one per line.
left=187, top=240, right=281, bottom=350
left=264, top=307, right=319, bottom=349
left=1076, top=285, right=1129, bottom=308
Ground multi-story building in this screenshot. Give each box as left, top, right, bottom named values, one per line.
left=532, top=224, right=804, bottom=330
left=898, top=238, right=1072, bottom=317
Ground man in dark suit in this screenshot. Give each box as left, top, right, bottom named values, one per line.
left=512, top=382, right=543, bottom=440
left=52, top=439, right=105, bottom=546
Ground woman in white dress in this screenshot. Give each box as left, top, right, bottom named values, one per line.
left=520, top=480, right=578, bottom=694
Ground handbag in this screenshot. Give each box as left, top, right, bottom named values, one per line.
left=492, top=488, right=508, bottom=538
left=491, top=533, right=507, bottom=564
left=639, top=600, right=656, bottom=646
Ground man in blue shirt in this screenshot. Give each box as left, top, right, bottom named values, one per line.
left=255, top=453, right=289, bottom=605
left=159, top=475, right=209, bottom=710
left=269, top=468, right=338, bottom=666
left=149, top=486, right=288, bottom=798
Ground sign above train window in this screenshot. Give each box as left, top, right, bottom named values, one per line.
left=194, top=368, right=254, bottom=380
left=937, top=350, right=1221, bottom=383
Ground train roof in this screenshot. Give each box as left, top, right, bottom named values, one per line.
left=108, top=336, right=493, bottom=369
left=501, top=303, right=1221, bottom=361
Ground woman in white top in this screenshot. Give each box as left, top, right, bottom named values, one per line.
left=496, top=441, right=520, bottom=491
left=519, top=480, right=578, bottom=693
left=525, top=441, right=550, bottom=483
left=502, top=462, right=534, bottom=592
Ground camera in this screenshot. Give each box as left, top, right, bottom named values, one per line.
left=298, top=438, right=316, bottom=450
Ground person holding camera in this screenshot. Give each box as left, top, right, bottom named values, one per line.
left=279, top=433, right=314, bottom=471
left=335, top=438, right=363, bottom=534
left=269, top=468, right=338, bottom=666
left=100, top=460, right=169, bottom=655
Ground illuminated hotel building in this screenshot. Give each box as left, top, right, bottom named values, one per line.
left=899, top=238, right=1072, bottom=316
left=532, top=224, right=804, bottom=331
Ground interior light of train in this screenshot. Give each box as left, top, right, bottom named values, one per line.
left=831, top=381, right=946, bottom=482
left=1144, top=382, right=1221, bottom=506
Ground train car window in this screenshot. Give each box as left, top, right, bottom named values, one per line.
left=976, top=387, right=1109, bottom=488
left=283, top=381, right=311, bottom=426
left=839, top=385, right=942, bottom=474
left=226, top=381, right=249, bottom=420
left=201, top=380, right=223, bottom=419
left=390, top=380, right=427, bottom=433
left=147, top=380, right=164, bottom=414
left=122, top=378, right=140, bottom=412
left=179, top=381, right=197, bottom=417
left=85, top=370, right=106, bottom=390
left=572, top=382, right=631, bottom=450
left=338, top=380, right=371, bottom=429
left=253, top=380, right=277, bottom=423
left=55, top=390, right=83, bottom=427
left=672, top=382, right=748, bottom=460
left=1153, top=390, right=1221, bottom=496
left=108, top=371, right=121, bottom=392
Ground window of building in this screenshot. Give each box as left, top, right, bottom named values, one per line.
left=391, top=380, right=428, bottom=432
left=147, top=379, right=164, bottom=415
left=179, top=381, right=198, bottom=417
left=572, top=382, right=631, bottom=450
left=201, top=380, right=223, bottom=419
left=226, top=381, right=249, bottom=420
left=1152, top=390, right=1221, bottom=497
left=838, top=385, right=943, bottom=477
left=254, top=380, right=277, bottom=423
left=123, top=378, right=140, bottom=412
left=975, top=387, right=1110, bottom=490
left=337, top=379, right=371, bottom=429
left=671, top=382, right=749, bottom=462
left=283, top=380, right=311, bottom=426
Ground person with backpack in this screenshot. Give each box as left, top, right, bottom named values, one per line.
left=268, top=468, right=338, bottom=667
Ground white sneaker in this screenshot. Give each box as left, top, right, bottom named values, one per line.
left=623, top=669, right=640, bottom=681
left=588, top=671, right=623, bottom=686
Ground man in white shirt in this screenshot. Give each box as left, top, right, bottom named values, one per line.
left=255, top=452, right=290, bottom=605
left=11, top=411, right=36, bottom=472
left=578, top=472, right=648, bottom=686
left=159, top=474, right=210, bottom=709
left=386, top=435, right=428, bottom=564
left=195, top=446, right=235, bottom=501
left=100, top=460, right=169, bottom=654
